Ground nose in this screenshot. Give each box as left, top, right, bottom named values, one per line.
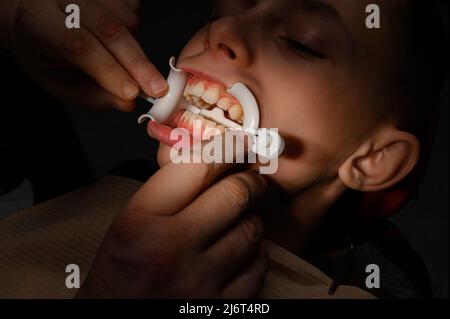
left=206, top=16, right=253, bottom=67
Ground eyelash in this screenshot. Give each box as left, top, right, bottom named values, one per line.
left=280, top=37, right=325, bottom=60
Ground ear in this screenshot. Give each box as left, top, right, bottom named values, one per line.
left=338, top=126, right=420, bottom=192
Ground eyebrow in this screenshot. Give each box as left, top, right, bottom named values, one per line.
left=295, top=0, right=355, bottom=43
left=298, top=0, right=342, bottom=21
left=294, top=0, right=356, bottom=55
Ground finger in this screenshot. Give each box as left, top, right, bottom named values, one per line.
left=221, top=249, right=268, bottom=299
left=43, top=67, right=136, bottom=111
left=64, top=28, right=140, bottom=101
left=48, top=7, right=140, bottom=103
left=130, top=131, right=252, bottom=216
left=179, top=171, right=267, bottom=245
left=60, top=0, right=168, bottom=97
left=98, top=0, right=139, bottom=30
left=203, top=216, right=264, bottom=281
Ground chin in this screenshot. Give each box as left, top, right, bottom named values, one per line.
left=156, top=143, right=303, bottom=194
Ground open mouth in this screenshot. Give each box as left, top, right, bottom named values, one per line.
left=142, top=57, right=283, bottom=160
left=172, top=73, right=246, bottom=140
left=141, top=57, right=262, bottom=148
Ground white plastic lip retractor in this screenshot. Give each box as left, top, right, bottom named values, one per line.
left=138, top=57, right=285, bottom=160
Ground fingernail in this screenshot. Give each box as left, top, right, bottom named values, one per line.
left=123, top=81, right=139, bottom=99
left=151, top=77, right=168, bottom=95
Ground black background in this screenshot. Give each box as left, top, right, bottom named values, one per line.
left=0, top=1, right=448, bottom=298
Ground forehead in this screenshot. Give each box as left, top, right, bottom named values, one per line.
left=314, top=0, right=406, bottom=55
left=214, top=0, right=405, bottom=36
left=213, top=0, right=406, bottom=69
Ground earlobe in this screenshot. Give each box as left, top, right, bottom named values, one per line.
left=339, top=128, right=420, bottom=192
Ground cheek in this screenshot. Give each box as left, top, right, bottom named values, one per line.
left=254, top=74, right=357, bottom=190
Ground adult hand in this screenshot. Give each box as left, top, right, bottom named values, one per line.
left=6, top=0, right=167, bottom=111
left=78, top=135, right=269, bottom=298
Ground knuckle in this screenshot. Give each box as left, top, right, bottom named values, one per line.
left=98, top=58, right=121, bottom=77
left=97, top=15, right=125, bottom=41
left=64, top=32, right=96, bottom=57
left=223, top=177, right=251, bottom=210
left=133, top=53, right=152, bottom=72
left=146, top=248, right=179, bottom=279
left=240, top=217, right=261, bottom=246
left=107, top=203, right=151, bottom=244
left=108, top=218, right=138, bottom=246
left=128, top=13, right=140, bottom=29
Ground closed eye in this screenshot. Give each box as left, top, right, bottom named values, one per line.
left=281, top=37, right=326, bottom=59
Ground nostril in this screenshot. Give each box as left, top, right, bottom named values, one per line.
left=219, top=44, right=237, bottom=60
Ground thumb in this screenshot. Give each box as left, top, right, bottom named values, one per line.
left=130, top=129, right=253, bottom=217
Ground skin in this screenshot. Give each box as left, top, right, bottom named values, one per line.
left=78, top=142, right=270, bottom=298
left=1, top=0, right=269, bottom=298
left=152, top=0, right=420, bottom=253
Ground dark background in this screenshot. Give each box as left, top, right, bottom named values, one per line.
left=0, top=1, right=448, bottom=298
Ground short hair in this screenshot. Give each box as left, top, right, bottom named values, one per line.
left=358, top=0, right=448, bottom=217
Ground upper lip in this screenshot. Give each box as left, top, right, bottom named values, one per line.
left=180, top=67, right=230, bottom=89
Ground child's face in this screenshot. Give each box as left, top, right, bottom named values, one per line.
left=156, top=0, right=400, bottom=193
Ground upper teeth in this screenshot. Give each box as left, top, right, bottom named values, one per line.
left=217, top=97, right=232, bottom=111
left=202, top=88, right=220, bottom=105
left=183, top=79, right=244, bottom=125
left=228, top=104, right=244, bottom=122
left=191, top=82, right=205, bottom=97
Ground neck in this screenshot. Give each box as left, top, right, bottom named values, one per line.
left=262, top=178, right=346, bottom=256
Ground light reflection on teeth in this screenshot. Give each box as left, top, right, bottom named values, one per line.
left=217, top=97, right=232, bottom=111
left=229, top=104, right=244, bottom=122
left=191, top=82, right=205, bottom=97
left=202, top=88, right=220, bottom=105
left=183, top=84, right=191, bottom=97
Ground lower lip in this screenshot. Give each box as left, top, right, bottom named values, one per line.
left=147, top=121, right=179, bottom=147
left=146, top=110, right=201, bottom=148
